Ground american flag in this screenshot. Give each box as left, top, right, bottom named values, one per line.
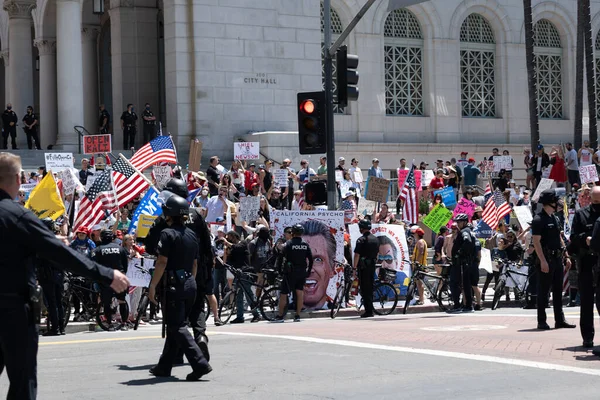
left=481, top=190, right=511, bottom=231
left=399, top=165, right=418, bottom=223
left=112, top=157, right=150, bottom=206
left=129, top=136, right=177, bottom=171
left=73, top=171, right=118, bottom=231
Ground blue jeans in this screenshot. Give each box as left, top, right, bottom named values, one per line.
left=236, top=279, right=259, bottom=320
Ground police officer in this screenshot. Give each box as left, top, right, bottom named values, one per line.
left=353, top=219, right=379, bottom=318
left=142, top=103, right=156, bottom=144
left=99, top=104, right=110, bottom=134
left=531, top=189, right=575, bottom=330
left=120, top=103, right=138, bottom=149
left=37, top=218, right=65, bottom=336
left=148, top=195, right=212, bottom=381
left=571, top=186, right=600, bottom=346
left=449, top=213, right=476, bottom=313
left=588, top=213, right=600, bottom=356
left=2, top=103, right=18, bottom=150
left=0, top=152, right=129, bottom=399
left=272, top=224, right=313, bottom=322
left=22, top=106, right=40, bottom=150
left=92, top=230, right=130, bottom=331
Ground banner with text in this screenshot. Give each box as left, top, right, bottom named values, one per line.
left=126, top=258, right=154, bottom=287
left=579, top=165, right=599, bottom=185
left=233, top=142, right=260, bottom=160
left=45, top=153, right=74, bottom=173
left=365, top=176, right=389, bottom=203
left=433, top=186, right=456, bottom=207
left=128, top=187, right=161, bottom=234
left=423, top=204, right=453, bottom=234
left=239, top=196, right=261, bottom=223
left=83, top=134, right=111, bottom=155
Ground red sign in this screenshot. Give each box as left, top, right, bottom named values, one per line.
left=397, top=169, right=422, bottom=191
left=84, top=134, right=112, bottom=155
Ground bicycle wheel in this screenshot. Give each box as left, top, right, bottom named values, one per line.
left=218, top=291, right=237, bottom=324
left=259, top=286, right=283, bottom=321
left=436, top=281, right=453, bottom=312
left=492, top=280, right=506, bottom=310
left=373, top=282, right=398, bottom=315
left=62, top=292, right=72, bottom=328
left=403, top=280, right=415, bottom=314
left=330, top=284, right=346, bottom=319
left=96, top=297, right=129, bottom=331
left=134, top=294, right=149, bottom=330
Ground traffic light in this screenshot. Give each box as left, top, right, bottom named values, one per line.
left=336, top=45, right=359, bottom=108
left=297, top=91, right=327, bottom=154
left=304, top=181, right=327, bottom=206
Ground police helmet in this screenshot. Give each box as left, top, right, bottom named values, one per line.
left=40, top=217, right=55, bottom=232
left=100, top=229, right=115, bottom=244
left=163, top=178, right=189, bottom=199
left=162, top=194, right=190, bottom=217
left=453, top=213, right=469, bottom=222
left=291, top=223, right=305, bottom=235
left=358, top=219, right=372, bottom=231
left=538, top=189, right=558, bottom=206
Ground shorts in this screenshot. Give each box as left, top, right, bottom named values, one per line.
left=280, top=273, right=306, bottom=295
left=203, top=274, right=214, bottom=295
left=469, top=266, right=480, bottom=286
left=226, top=270, right=234, bottom=280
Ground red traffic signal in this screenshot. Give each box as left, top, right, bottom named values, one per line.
left=300, top=99, right=316, bottom=114
left=297, top=91, right=327, bottom=154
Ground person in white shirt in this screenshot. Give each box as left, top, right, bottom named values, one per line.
left=291, top=190, right=303, bottom=210
left=564, top=142, right=581, bottom=190
left=348, top=158, right=363, bottom=196
left=205, top=186, right=229, bottom=223
left=578, top=140, right=593, bottom=167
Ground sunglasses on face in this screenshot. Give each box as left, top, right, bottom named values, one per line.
left=377, top=255, right=395, bottom=264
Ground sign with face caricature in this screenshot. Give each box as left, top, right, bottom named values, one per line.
left=233, top=142, right=260, bottom=160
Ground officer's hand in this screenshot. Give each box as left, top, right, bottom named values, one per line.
left=9, top=122, right=13, bottom=126
left=540, top=260, right=549, bottom=274
left=110, top=270, right=130, bottom=293
left=149, top=285, right=157, bottom=305
left=587, top=236, right=591, bottom=247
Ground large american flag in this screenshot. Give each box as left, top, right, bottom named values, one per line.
left=73, top=170, right=118, bottom=231
left=481, top=190, right=511, bottom=230
left=129, top=136, right=177, bottom=171
left=399, top=165, right=418, bottom=223
left=112, top=157, right=150, bottom=206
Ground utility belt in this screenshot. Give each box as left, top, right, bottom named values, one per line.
left=124, top=124, right=135, bottom=129
left=0, top=286, right=43, bottom=324
left=543, top=248, right=563, bottom=258
left=165, top=269, right=192, bottom=287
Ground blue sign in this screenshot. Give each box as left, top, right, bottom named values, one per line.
left=434, top=186, right=456, bottom=207
left=473, top=220, right=494, bottom=239
left=129, top=187, right=161, bottom=234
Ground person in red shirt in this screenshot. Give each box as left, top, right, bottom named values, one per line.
left=428, top=168, right=446, bottom=198
left=244, top=163, right=258, bottom=193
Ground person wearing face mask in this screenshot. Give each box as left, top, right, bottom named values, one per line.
left=98, top=104, right=110, bottom=134
left=22, top=106, right=40, bottom=150
left=194, top=187, right=210, bottom=209
left=531, top=189, right=575, bottom=331
left=120, top=103, right=138, bottom=149
left=142, top=103, right=157, bottom=144
left=2, top=103, right=18, bottom=150
left=570, top=186, right=600, bottom=348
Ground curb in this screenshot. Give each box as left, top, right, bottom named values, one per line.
left=39, top=322, right=96, bottom=334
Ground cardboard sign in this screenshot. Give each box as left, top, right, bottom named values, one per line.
left=58, top=168, right=82, bottom=196
left=433, top=186, right=456, bottom=207
left=446, top=198, right=476, bottom=227
left=188, top=139, right=203, bottom=172
left=83, top=134, right=111, bottom=155
left=273, top=169, right=288, bottom=188
left=423, top=204, right=453, bottom=234
left=136, top=214, right=158, bottom=238
left=153, top=165, right=172, bottom=189
left=365, top=176, right=389, bottom=203
left=579, top=165, right=599, bottom=184
left=513, top=205, right=533, bottom=230
left=126, top=258, right=154, bottom=287
left=397, top=169, right=422, bottom=191
left=335, top=170, right=343, bottom=182
left=19, top=183, right=37, bottom=193
left=45, top=153, right=74, bottom=173
left=239, top=196, right=261, bottom=222
left=493, top=156, right=512, bottom=171
left=532, top=178, right=554, bottom=202
left=481, top=160, right=495, bottom=178
left=233, top=142, right=260, bottom=160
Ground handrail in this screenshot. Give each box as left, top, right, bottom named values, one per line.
left=73, top=125, right=117, bottom=163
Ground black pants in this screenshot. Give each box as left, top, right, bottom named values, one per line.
left=24, top=129, right=40, bottom=150
left=143, top=125, right=155, bottom=144
left=533, top=172, right=542, bottom=188
left=2, top=128, right=16, bottom=149
left=359, top=265, right=375, bottom=314
left=450, top=263, right=473, bottom=309
left=0, top=304, right=38, bottom=400
left=482, top=271, right=500, bottom=298
left=40, top=280, right=64, bottom=333
left=578, top=255, right=600, bottom=342
left=537, top=255, right=565, bottom=324
left=123, top=127, right=136, bottom=149
left=100, top=287, right=127, bottom=324
left=100, top=127, right=109, bottom=135
left=187, top=281, right=207, bottom=341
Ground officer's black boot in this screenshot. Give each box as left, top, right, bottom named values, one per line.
left=59, top=318, right=65, bottom=335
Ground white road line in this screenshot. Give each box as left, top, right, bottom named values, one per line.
left=210, top=331, right=600, bottom=377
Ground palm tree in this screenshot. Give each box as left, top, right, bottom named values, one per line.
left=523, top=0, right=539, bottom=150
left=583, top=0, right=597, bottom=149
left=574, top=0, right=584, bottom=149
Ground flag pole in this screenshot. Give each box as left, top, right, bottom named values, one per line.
left=168, top=135, right=179, bottom=165
left=118, top=153, right=159, bottom=193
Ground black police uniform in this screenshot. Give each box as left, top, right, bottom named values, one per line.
left=154, top=224, right=210, bottom=374
left=120, top=110, right=138, bottom=149
left=354, top=231, right=379, bottom=315
left=531, top=208, right=567, bottom=326
left=571, top=204, right=600, bottom=342
left=92, top=243, right=129, bottom=325
left=0, top=189, right=114, bottom=400
left=22, top=112, right=40, bottom=150
left=142, top=108, right=156, bottom=144
left=36, top=256, right=65, bottom=335
left=2, top=108, right=18, bottom=149
left=281, top=237, right=313, bottom=296
left=451, top=225, right=476, bottom=310
left=99, top=109, right=110, bottom=134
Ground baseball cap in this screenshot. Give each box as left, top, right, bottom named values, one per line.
left=339, top=157, right=345, bottom=162
left=468, top=158, right=475, bottom=163
left=91, top=224, right=102, bottom=231
left=372, top=158, right=379, bottom=163
left=436, top=159, right=443, bottom=163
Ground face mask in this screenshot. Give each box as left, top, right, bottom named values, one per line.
left=591, top=203, right=600, bottom=212
left=146, top=106, right=150, bottom=110
left=7, top=106, right=11, bottom=110
left=201, top=190, right=208, bottom=196
left=130, top=108, right=134, bottom=112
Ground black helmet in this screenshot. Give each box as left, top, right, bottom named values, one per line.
left=358, top=219, right=372, bottom=231
left=163, top=178, right=189, bottom=198
left=162, top=194, right=190, bottom=217
left=40, top=217, right=55, bottom=232
left=538, top=189, right=558, bottom=206
left=453, top=213, right=469, bottom=222
left=100, top=229, right=115, bottom=244
left=291, top=223, right=305, bottom=235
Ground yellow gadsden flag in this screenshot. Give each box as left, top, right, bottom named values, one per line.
left=25, top=171, right=66, bottom=220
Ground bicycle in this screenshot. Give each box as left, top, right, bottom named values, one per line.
left=403, top=262, right=454, bottom=314
left=491, top=258, right=532, bottom=310
left=62, top=272, right=99, bottom=328
left=96, top=287, right=130, bottom=331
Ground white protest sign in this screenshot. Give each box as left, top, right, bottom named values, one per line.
left=480, top=248, right=493, bottom=274
left=85, top=174, right=98, bottom=191
left=493, top=156, right=513, bottom=171
left=422, top=170, right=435, bottom=186
left=239, top=196, right=261, bottom=222
left=233, top=142, right=260, bottom=160
left=353, top=171, right=363, bottom=183
left=153, top=165, right=172, bottom=189
left=579, top=165, right=599, bottom=184
left=19, top=183, right=37, bottom=193
left=532, top=178, right=554, bottom=202
left=126, top=258, right=153, bottom=287
left=272, top=169, right=288, bottom=188
left=542, top=167, right=551, bottom=179
left=357, top=199, right=377, bottom=216
left=513, top=205, right=533, bottom=230
left=58, top=168, right=82, bottom=196
left=335, top=170, right=343, bottom=182
left=45, top=153, right=74, bottom=173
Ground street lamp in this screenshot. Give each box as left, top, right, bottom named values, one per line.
left=93, top=0, right=104, bottom=14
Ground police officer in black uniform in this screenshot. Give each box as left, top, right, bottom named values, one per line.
left=353, top=219, right=379, bottom=318
left=99, top=104, right=110, bottom=134
left=2, top=103, right=18, bottom=150
left=148, top=195, right=212, bottom=381
left=272, top=224, right=313, bottom=323
left=571, top=186, right=600, bottom=346
left=449, top=213, right=476, bottom=313
left=22, top=106, right=40, bottom=150
left=120, top=103, right=138, bottom=149
left=142, top=103, right=156, bottom=144
left=588, top=213, right=600, bottom=356
left=92, top=230, right=130, bottom=331
left=0, top=152, right=129, bottom=399
left=531, top=189, right=575, bottom=330
left=37, top=218, right=65, bottom=336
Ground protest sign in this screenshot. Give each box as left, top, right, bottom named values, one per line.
left=433, top=186, right=456, bottom=207
left=83, top=134, right=111, bottom=155
left=335, top=170, right=343, bottom=182
left=481, top=160, right=495, bottom=178
left=422, top=170, right=434, bottom=187
left=357, top=199, right=377, bottom=216
left=513, top=205, right=533, bottom=230
left=126, top=258, right=153, bottom=287
left=423, top=205, right=453, bottom=234
left=188, top=139, right=203, bottom=171
left=365, top=176, right=389, bottom=203
left=493, top=156, right=512, bottom=171
left=446, top=198, right=476, bottom=227
left=542, top=167, right=551, bottom=179
left=532, top=178, right=554, bottom=201
left=579, top=165, right=599, bottom=184
left=19, top=183, right=37, bottom=201
left=239, top=196, right=261, bottom=222
left=397, top=169, right=422, bottom=191
left=353, top=171, right=363, bottom=183
left=45, top=153, right=73, bottom=173
left=273, top=169, right=288, bottom=187
left=564, top=209, right=575, bottom=240
left=58, top=168, right=81, bottom=196
left=480, top=248, right=493, bottom=274
left=153, top=165, right=172, bottom=189
left=233, top=142, right=260, bottom=160
left=136, top=214, right=158, bottom=238
left=473, top=220, right=494, bottom=239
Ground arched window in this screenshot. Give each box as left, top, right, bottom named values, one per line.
left=321, top=2, right=345, bottom=114
left=533, top=19, right=563, bottom=119
left=384, top=8, right=423, bottom=116
left=460, top=14, right=496, bottom=117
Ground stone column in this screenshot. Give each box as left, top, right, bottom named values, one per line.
left=0, top=50, right=8, bottom=107
left=55, top=0, right=83, bottom=150
left=3, top=0, right=35, bottom=149
left=34, top=38, right=57, bottom=148
left=82, top=25, right=99, bottom=134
